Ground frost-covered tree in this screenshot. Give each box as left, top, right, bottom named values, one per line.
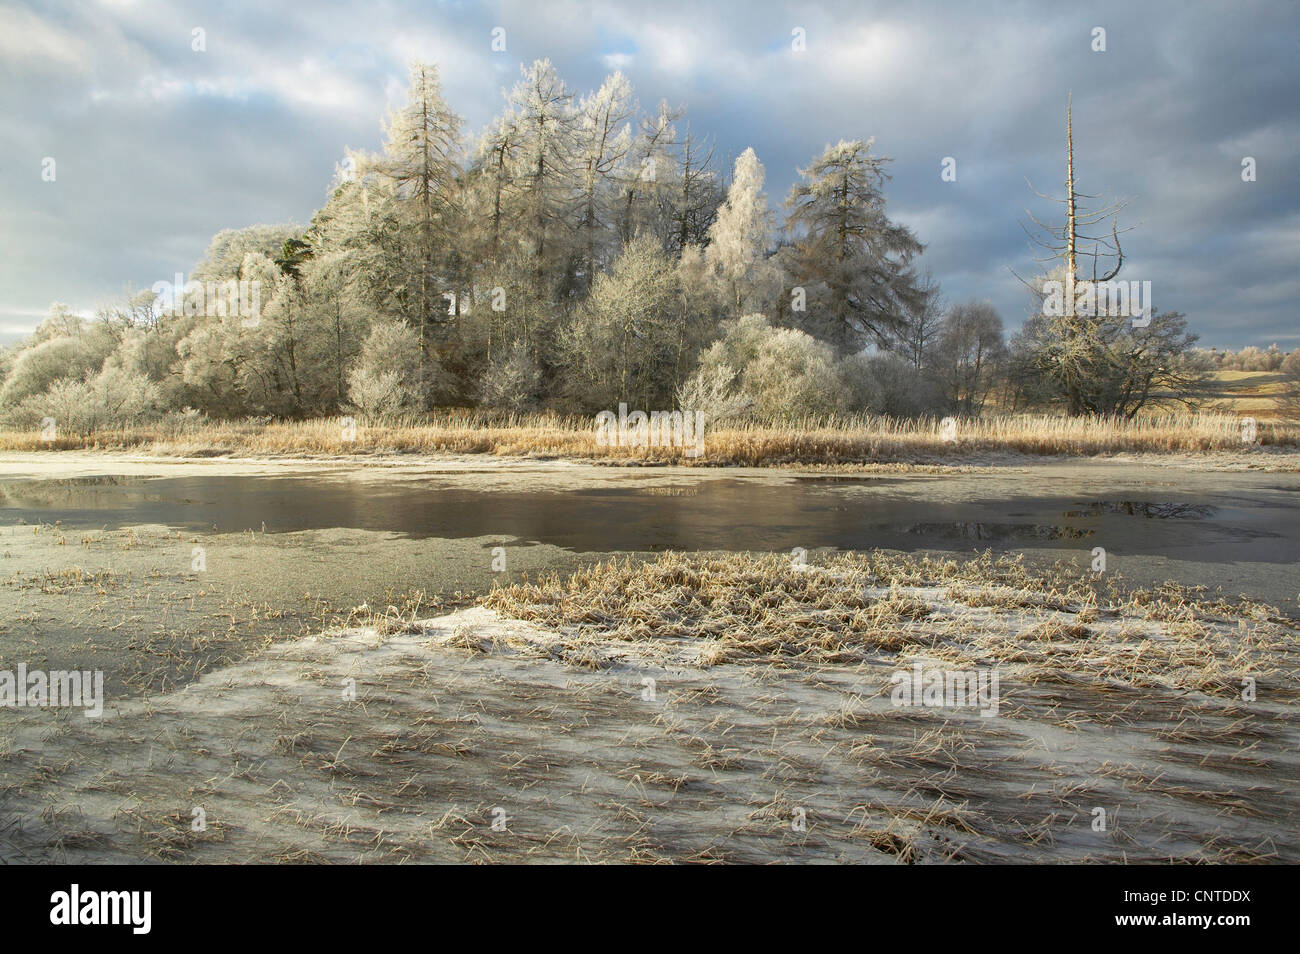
left=505, top=60, right=578, bottom=281
left=191, top=225, right=304, bottom=283
left=0, top=337, right=101, bottom=406
left=665, top=130, right=723, bottom=256
left=1009, top=293, right=1209, bottom=418
left=466, top=113, right=520, bottom=266
left=176, top=322, right=244, bottom=416
left=478, top=342, right=542, bottom=412
left=96, top=288, right=163, bottom=337
left=560, top=235, right=682, bottom=410
left=617, top=101, right=679, bottom=246
left=706, top=148, right=775, bottom=317
left=784, top=139, right=924, bottom=353
left=573, top=72, right=634, bottom=292
left=299, top=250, right=368, bottom=412
left=347, top=318, right=447, bottom=421
left=369, top=62, right=464, bottom=367
left=743, top=328, right=845, bottom=417
left=0, top=304, right=116, bottom=407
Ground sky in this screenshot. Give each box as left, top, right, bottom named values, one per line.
left=1, top=0, right=1297, bottom=348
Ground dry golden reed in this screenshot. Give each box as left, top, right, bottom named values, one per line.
left=1, top=410, right=1295, bottom=464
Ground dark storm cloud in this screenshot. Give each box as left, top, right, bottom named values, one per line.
left=2, top=0, right=1295, bottom=346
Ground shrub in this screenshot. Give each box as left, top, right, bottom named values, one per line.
left=345, top=319, right=446, bottom=421
left=693, top=314, right=845, bottom=418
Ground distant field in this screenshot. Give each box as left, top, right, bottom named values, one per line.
left=1203, top=369, right=1290, bottom=418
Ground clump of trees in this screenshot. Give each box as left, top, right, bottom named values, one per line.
left=1204, top=344, right=1291, bottom=373
left=0, top=67, right=1214, bottom=431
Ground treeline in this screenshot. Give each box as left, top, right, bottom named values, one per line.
left=1, top=61, right=1216, bottom=432
left=1201, top=345, right=1299, bottom=373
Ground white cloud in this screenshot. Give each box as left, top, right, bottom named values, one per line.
left=0, top=7, right=95, bottom=70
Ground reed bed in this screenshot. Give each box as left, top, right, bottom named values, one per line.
left=0, top=410, right=1294, bottom=464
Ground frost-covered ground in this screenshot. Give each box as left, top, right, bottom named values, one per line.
left=3, top=567, right=1295, bottom=864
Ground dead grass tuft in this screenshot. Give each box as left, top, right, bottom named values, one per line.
left=481, top=550, right=1300, bottom=694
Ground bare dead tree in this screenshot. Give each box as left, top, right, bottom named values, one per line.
left=1018, top=93, right=1137, bottom=414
